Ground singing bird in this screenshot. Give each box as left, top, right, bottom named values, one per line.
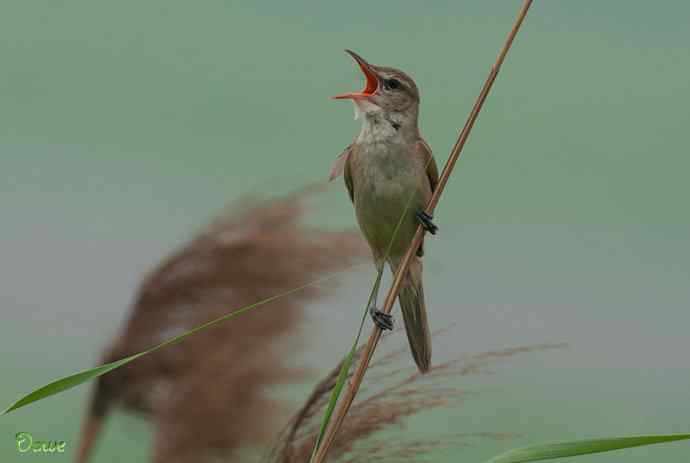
left=330, top=50, right=439, bottom=373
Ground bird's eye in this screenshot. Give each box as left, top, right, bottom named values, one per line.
left=384, top=78, right=401, bottom=90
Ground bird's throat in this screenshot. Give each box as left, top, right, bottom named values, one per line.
left=354, top=103, right=413, bottom=145
left=352, top=99, right=379, bottom=121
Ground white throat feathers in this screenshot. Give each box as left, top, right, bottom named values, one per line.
left=353, top=100, right=407, bottom=145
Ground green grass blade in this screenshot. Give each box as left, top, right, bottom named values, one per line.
left=484, top=434, right=690, bottom=463
left=2, top=353, right=144, bottom=414
left=308, top=271, right=382, bottom=461
left=308, top=347, right=356, bottom=461
left=3, top=267, right=360, bottom=415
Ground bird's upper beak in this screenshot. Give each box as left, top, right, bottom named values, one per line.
left=332, top=49, right=379, bottom=100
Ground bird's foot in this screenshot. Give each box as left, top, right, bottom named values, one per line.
left=416, top=211, right=438, bottom=235
left=369, top=307, right=394, bottom=331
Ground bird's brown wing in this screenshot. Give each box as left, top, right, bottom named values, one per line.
left=329, top=144, right=352, bottom=181
left=343, top=147, right=355, bottom=203
left=415, top=139, right=438, bottom=258
left=329, top=144, right=355, bottom=203
left=416, top=138, right=439, bottom=193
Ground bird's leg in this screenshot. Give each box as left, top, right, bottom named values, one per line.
left=369, top=264, right=393, bottom=331
left=416, top=211, right=438, bottom=235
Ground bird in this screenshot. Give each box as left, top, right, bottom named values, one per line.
left=329, top=49, right=439, bottom=373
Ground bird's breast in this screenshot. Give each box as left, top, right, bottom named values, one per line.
left=351, top=144, right=424, bottom=257
left=352, top=143, right=425, bottom=223
left=355, top=143, right=413, bottom=191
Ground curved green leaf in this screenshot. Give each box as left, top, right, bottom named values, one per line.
left=485, top=434, right=690, bottom=463
left=3, top=267, right=359, bottom=415
left=3, top=353, right=144, bottom=414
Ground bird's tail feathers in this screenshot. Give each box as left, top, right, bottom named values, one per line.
left=394, top=257, right=432, bottom=373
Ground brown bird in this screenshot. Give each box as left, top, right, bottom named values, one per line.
left=330, top=50, right=439, bottom=373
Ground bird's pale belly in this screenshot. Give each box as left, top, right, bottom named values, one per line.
left=354, top=171, right=426, bottom=261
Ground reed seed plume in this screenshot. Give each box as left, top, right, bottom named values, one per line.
left=76, top=187, right=367, bottom=463
left=271, top=334, right=565, bottom=462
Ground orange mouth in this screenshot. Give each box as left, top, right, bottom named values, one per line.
left=332, top=49, right=379, bottom=100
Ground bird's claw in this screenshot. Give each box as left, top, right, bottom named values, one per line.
left=369, top=307, right=394, bottom=331
left=416, top=211, right=438, bottom=235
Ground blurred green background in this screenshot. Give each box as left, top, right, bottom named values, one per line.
left=1, top=1, right=689, bottom=461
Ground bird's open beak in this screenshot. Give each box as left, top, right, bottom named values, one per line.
left=332, top=49, right=379, bottom=100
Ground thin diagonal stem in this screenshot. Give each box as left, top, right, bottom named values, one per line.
left=311, top=1, right=534, bottom=461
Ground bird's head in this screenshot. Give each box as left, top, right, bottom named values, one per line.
left=333, top=50, right=420, bottom=126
